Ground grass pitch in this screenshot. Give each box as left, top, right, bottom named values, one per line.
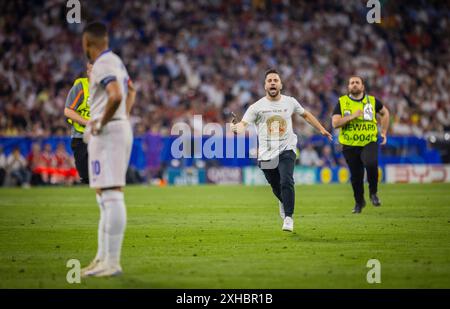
left=0, top=183, right=449, bottom=288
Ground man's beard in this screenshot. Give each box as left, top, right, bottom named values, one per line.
left=349, top=88, right=362, bottom=96
left=268, top=88, right=279, bottom=97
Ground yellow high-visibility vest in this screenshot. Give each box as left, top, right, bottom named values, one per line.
left=67, top=78, right=90, bottom=133
left=338, top=94, right=378, bottom=146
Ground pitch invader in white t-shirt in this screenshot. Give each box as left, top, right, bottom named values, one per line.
left=231, top=69, right=332, bottom=232
left=80, top=22, right=136, bottom=277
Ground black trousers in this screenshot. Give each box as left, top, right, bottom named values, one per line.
left=342, top=142, right=379, bottom=204
left=71, top=138, right=89, bottom=184
left=260, top=150, right=296, bottom=217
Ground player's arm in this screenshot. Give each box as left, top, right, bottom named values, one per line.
left=125, top=79, right=136, bottom=116
left=64, top=84, right=88, bottom=126
left=377, top=106, right=390, bottom=145
left=100, top=80, right=122, bottom=128
left=302, top=111, right=332, bottom=140
left=90, top=80, right=122, bottom=135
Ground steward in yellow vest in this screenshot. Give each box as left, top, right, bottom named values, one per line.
left=63, top=64, right=92, bottom=184
left=332, top=76, right=390, bottom=213
left=66, top=78, right=90, bottom=133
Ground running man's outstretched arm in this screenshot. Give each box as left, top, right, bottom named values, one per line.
left=230, top=120, right=249, bottom=134
left=302, top=111, right=332, bottom=140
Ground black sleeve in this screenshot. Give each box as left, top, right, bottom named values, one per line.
left=375, top=98, right=384, bottom=113
left=332, top=102, right=341, bottom=116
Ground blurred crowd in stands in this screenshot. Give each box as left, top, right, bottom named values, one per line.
left=1, top=0, right=449, bottom=182
left=1, top=0, right=449, bottom=140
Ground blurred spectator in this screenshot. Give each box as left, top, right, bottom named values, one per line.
left=5, top=147, right=31, bottom=187
left=27, top=143, right=45, bottom=185
left=320, top=145, right=337, bottom=168
left=299, top=144, right=322, bottom=167
left=53, top=142, right=78, bottom=185
left=40, top=143, right=55, bottom=184
left=0, top=146, right=6, bottom=186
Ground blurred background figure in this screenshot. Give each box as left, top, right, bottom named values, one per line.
left=40, top=144, right=55, bottom=185
left=53, top=142, right=77, bottom=185
left=5, top=147, right=31, bottom=188
left=27, top=143, right=45, bottom=186
left=299, top=143, right=322, bottom=167
left=320, top=145, right=337, bottom=168
left=0, top=146, right=6, bottom=186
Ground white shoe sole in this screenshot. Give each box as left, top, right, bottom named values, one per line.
left=90, top=269, right=123, bottom=277
left=282, top=217, right=294, bottom=232
left=82, top=264, right=122, bottom=278
left=282, top=226, right=293, bottom=232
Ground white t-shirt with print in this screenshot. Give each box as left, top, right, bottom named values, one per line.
left=242, top=95, right=305, bottom=161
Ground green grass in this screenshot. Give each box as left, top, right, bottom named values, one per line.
left=0, top=183, right=449, bottom=288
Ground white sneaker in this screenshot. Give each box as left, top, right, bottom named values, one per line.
left=90, top=265, right=123, bottom=277
left=80, top=259, right=101, bottom=277
left=82, top=262, right=122, bottom=278
left=282, top=216, right=294, bottom=232
left=279, top=201, right=285, bottom=220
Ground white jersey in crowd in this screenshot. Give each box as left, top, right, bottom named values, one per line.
left=89, top=49, right=129, bottom=121
left=242, top=94, right=306, bottom=161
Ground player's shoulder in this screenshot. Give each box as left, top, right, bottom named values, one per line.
left=95, top=52, right=114, bottom=65
left=281, top=94, right=300, bottom=104
left=281, top=94, right=294, bottom=101
left=255, top=96, right=267, bottom=104
left=249, top=96, right=268, bottom=109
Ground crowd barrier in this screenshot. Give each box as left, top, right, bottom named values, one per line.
left=165, top=165, right=450, bottom=185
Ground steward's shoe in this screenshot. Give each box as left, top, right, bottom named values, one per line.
left=352, top=201, right=366, bottom=214
left=370, top=194, right=381, bottom=207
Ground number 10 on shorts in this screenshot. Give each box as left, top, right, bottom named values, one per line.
left=91, top=160, right=101, bottom=175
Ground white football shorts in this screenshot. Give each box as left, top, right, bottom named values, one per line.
left=88, top=119, right=133, bottom=188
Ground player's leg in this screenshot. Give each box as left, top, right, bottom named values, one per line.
left=95, top=189, right=106, bottom=262
left=101, top=187, right=126, bottom=273
left=83, top=120, right=132, bottom=277
left=343, top=146, right=366, bottom=213
left=81, top=135, right=106, bottom=276
left=278, top=150, right=296, bottom=231
left=81, top=188, right=106, bottom=275
left=84, top=187, right=126, bottom=277
left=361, top=142, right=381, bottom=206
